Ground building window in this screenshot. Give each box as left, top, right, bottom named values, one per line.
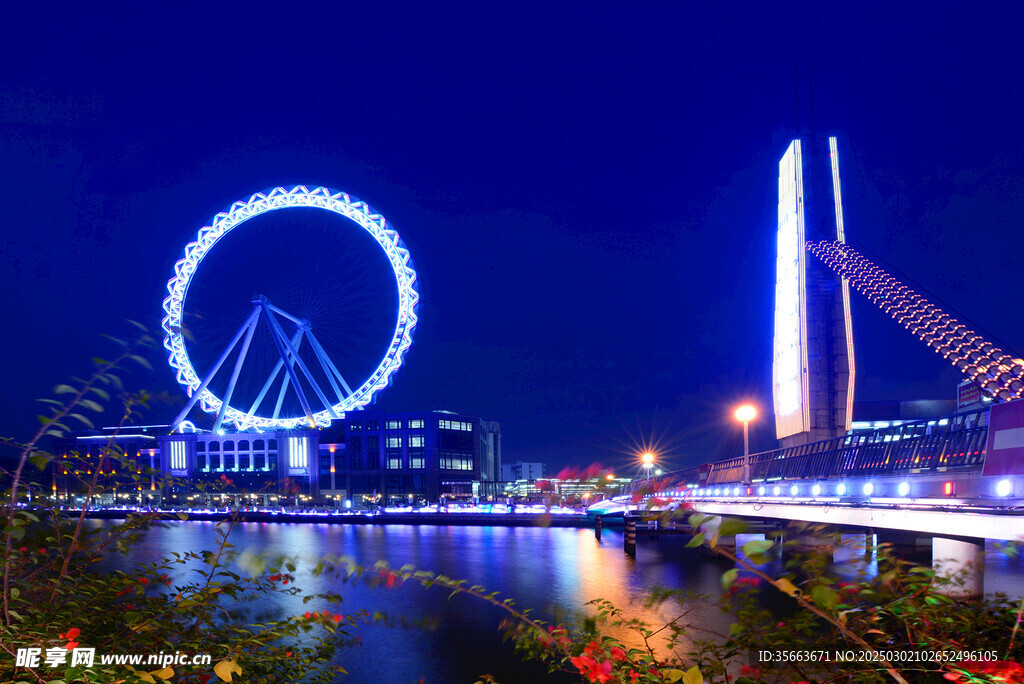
left=289, top=437, right=308, bottom=469
left=268, top=439, right=278, bottom=451
left=210, top=454, right=221, bottom=471
left=386, top=455, right=402, bottom=469
left=408, top=435, right=424, bottom=448
left=224, top=454, right=235, bottom=470
left=254, top=439, right=265, bottom=450
left=409, top=450, right=425, bottom=469
left=196, top=442, right=206, bottom=452
left=238, top=440, right=249, bottom=451
left=439, top=420, right=472, bottom=432
left=408, top=419, right=424, bottom=429
left=386, top=420, right=402, bottom=430
left=240, top=454, right=251, bottom=470
left=209, top=442, right=220, bottom=452
left=224, top=440, right=235, bottom=451
left=439, top=450, right=473, bottom=470
left=349, top=423, right=363, bottom=431
left=386, top=436, right=402, bottom=448
left=367, top=421, right=380, bottom=431
left=255, top=453, right=266, bottom=470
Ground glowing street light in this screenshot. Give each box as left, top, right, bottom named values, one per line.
left=640, top=451, right=655, bottom=481
left=734, top=404, right=757, bottom=483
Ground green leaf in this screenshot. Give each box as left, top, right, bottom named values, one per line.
left=688, top=513, right=710, bottom=528
left=131, top=354, right=154, bottom=370
left=685, top=533, right=705, bottom=548
left=29, top=452, right=51, bottom=470
left=775, top=577, right=800, bottom=597
left=79, top=399, right=104, bottom=412
left=810, top=584, right=839, bottom=610
left=721, top=568, right=739, bottom=591
left=742, top=539, right=774, bottom=556
left=717, top=517, right=748, bottom=537
left=54, top=384, right=77, bottom=395
left=213, top=659, right=242, bottom=682
left=683, top=665, right=704, bottom=684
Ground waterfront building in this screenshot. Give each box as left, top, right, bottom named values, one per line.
left=501, top=461, right=545, bottom=482
left=49, top=410, right=500, bottom=507
left=318, top=410, right=501, bottom=505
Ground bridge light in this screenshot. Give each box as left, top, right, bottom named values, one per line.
left=836, top=483, right=846, bottom=496
left=757, top=486, right=765, bottom=496
left=898, top=482, right=910, bottom=497
left=772, top=486, right=781, bottom=496
left=733, top=487, right=740, bottom=496
left=811, top=484, right=821, bottom=496
left=996, top=479, right=1013, bottom=497
left=863, top=482, right=874, bottom=497
left=943, top=481, right=955, bottom=496
left=790, top=485, right=798, bottom=497
left=714, top=488, right=721, bottom=496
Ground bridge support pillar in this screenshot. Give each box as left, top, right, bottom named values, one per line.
left=594, top=515, right=602, bottom=541
left=932, top=537, right=984, bottom=600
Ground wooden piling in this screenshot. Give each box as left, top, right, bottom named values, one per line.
left=624, top=515, right=636, bottom=557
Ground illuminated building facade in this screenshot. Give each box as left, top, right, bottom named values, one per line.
left=50, top=409, right=500, bottom=506
left=318, top=410, right=501, bottom=505
left=773, top=137, right=855, bottom=447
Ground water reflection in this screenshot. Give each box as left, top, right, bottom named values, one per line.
left=89, top=520, right=1024, bottom=683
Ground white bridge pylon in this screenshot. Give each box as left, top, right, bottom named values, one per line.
left=171, top=295, right=354, bottom=432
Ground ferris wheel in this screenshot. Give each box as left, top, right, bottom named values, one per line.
left=161, top=186, right=419, bottom=432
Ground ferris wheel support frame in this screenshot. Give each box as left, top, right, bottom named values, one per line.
left=171, top=296, right=353, bottom=432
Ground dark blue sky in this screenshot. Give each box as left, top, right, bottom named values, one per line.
left=1, top=3, right=1021, bottom=473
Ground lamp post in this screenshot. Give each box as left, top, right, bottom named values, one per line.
left=734, top=404, right=757, bottom=483
left=641, top=451, right=654, bottom=481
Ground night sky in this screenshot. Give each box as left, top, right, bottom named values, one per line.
left=1, top=3, right=1021, bottom=474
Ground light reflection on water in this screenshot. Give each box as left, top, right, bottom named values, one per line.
left=90, top=520, right=1024, bottom=683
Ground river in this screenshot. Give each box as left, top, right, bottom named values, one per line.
left=90, top=520, right=1024, bottom=683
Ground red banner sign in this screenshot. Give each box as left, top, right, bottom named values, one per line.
left=982, top=400, right=1024, bottom=477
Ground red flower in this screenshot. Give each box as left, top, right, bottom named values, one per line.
left=220, top=473, right=233, bottom=486
left=740, top=665, right=762, bottom=678
left=555, top=466, right=581, bottom=481
left=19, top=546, right=27, bottom=553
left=332, top=614, right=344, bottom=623
left=59, top=628, right=81, bottom=640
left=137, top=577, right=149, bottom=586
left=303, top=611, right=312, bottom=619
left=65, top=640, right=79, bottom=650
left=629, top=670, right=641, bottom=682
left=285, top=651, right=291, bottom=657
left=944, top=660, right=1024, bottom=682
left=610, top=646, right=626, bottom=662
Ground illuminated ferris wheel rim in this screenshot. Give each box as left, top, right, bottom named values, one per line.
left=160, top=185, right=419, bottom=431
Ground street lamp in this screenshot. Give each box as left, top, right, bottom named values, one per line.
left=641, top=451, right=655, bottom=481
left=734, top=404, right=757, bottom=482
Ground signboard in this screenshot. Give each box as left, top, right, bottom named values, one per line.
left=957, top=381, right=983, bottom=409
left=982, top=399, right=1024, bottom=477
left=773, top=140, right=810, bottom=439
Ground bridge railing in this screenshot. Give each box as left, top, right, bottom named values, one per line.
left=677, top=407, right=990, bottom=487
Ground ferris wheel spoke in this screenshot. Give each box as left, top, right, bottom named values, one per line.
left=213, top=309, right=260, bottom=433
left=248, top=329, right=304, bottom=419
left=306, top=330, right=354, bottom=402
left=265, top=306, right=339, bottom=421
left=171, top=305, right=262, bottom=431
left=264, top=308, right=316, bottom=425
